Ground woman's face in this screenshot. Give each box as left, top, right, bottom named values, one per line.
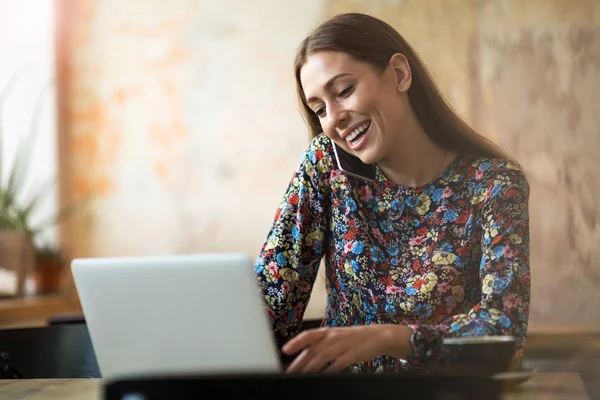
left=300, top=51, right=412, bottom=165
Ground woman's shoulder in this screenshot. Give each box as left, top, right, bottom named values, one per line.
left=461, top=155, right=528, bottom=187
left=458, top=155, right=530, bottom=205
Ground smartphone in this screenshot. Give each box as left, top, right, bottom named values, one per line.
left=332, top=142, right=377, bottom=181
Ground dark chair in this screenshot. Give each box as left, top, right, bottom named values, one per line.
left=0, top=324, right=100, bottom=378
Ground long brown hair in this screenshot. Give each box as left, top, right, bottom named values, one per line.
left=294, top=13, right=512, bottom=161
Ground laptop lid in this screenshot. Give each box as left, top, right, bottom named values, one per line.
left=71, top=252, right=281, bottom=380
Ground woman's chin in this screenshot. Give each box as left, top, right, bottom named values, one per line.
left=356, top=149, right=379, bottom=165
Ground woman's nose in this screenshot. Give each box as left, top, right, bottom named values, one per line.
left=326, top=107, right=350, bottom=132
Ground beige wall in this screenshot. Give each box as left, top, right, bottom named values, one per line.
left=59, top=0, right=600, bottom=328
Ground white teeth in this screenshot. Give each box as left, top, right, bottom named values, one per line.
left=346, top=122, right=370, bottom=143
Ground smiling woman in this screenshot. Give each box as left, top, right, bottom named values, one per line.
left=253, top=12, right=531, bottom=375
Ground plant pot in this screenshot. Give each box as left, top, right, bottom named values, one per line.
left=0, top=231, right=35, bottom=297
left=33, top=255, right=65, bottom=295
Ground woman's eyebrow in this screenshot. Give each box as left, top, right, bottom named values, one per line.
left=306, top=73, right=352, bottom=104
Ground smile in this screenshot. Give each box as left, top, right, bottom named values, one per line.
left=346, top=121, right=371, bottom=144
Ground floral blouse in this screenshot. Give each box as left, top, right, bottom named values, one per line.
left=254, top=134, right=530, bottom=373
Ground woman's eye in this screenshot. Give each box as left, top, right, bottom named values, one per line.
left=338, top=85, right=354, bottom=97
left=315, top=107, right=326, bottom=117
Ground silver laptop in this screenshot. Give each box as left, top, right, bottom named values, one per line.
left=71, top=252, right=282, bottom=380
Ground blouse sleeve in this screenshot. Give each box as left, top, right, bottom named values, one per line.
left=253, top=135, right=332, bottom=351
left=407, top=162, right=531, bottom=367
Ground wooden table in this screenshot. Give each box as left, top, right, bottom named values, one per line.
left=0, top=373, right=590, bottom=400
left=0, top=293, right=82, bottom=329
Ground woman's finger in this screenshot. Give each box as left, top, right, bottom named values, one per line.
left=282, top=328, right=328, bottom=355
left=285, top=346, right=316, bottom=373
left=286, top=338, right=344, bottom=373
left=300, top=343, right=345, bottom=373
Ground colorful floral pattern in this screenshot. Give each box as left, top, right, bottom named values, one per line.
left=254, top=134, right=530, bottom=373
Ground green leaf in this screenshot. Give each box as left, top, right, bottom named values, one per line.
left=0, top=73, right=75, bottom=254
left=5, top=79, right=54, bottom=209
left=20, top=177, right=58, bottom=223
left=30, top=192, right=91, bottom=235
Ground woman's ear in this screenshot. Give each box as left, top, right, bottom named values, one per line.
left=389, top=53, right=412, bottom=92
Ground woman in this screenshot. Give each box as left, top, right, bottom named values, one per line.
left=254, top=12, right=530, bottom=374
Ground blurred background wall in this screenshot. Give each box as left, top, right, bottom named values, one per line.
left=56, top=0, right=600, bottom=329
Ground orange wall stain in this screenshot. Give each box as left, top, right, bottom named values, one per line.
left=153, top=161, right=170, bottom=186
left=67, top=82, right=120, bottom=198
left=146, top=46, right=190, bottom=70
left=119, top=16, right=192, bottom=38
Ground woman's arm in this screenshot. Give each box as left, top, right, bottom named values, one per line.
left=390, top=162, right=531, bottom=366
left=254, top=135, right=333, bottom=351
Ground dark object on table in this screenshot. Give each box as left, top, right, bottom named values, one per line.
left=103, top=372, right=504, bottom=400
left=441, top=335, right=517, bottom=377
left=0, top=324, right=100, bottom=378
left=47, top=313, right=86, bottom=325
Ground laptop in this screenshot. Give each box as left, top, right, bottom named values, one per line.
left=71, top=252, right=282, bottom=380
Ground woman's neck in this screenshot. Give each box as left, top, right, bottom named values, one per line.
left=377, top=120, right=455, bottom=187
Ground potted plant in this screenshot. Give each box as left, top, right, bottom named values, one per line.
left=31, top=243, right=66, bottom=295
left=0, top=73, right=87, bottom=296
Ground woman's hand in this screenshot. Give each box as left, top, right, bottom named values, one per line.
left=282, top=324, right=414, bottom=373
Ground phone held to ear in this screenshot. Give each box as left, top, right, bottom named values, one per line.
left=332, top=142, right=377, bottom=181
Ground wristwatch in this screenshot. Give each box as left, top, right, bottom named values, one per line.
left=408, top=324, right=425, bottom=363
